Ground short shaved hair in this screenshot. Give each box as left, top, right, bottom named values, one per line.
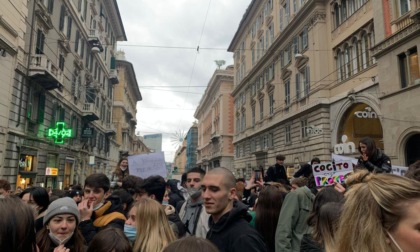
left=207, top=167, right=236, bottom=189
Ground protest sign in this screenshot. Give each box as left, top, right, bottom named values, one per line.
left=392, top=165, right=408, bottom=176
left=312, top=161, right=353, bottom=186
left=128, top=152, right=167, bottom=179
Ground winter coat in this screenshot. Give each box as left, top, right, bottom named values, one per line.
left=78, top=197, right=126, bottom=244
left=275, top=186, right=315, bottom=252
left=178, top=199, right=210, bottom=238
left=207, top=200, right=267, bottom=252
left=357, top=149, right=392, bottom=173
left=266, top=163, right=289, bottom=184
left=300, top=234, right=324, bottom=252
left=165, top=204, right=187, bottom=238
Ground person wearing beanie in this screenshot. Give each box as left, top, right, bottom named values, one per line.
left=36, top=197, right=86, bottom=252
left=69, top=190, right=83, bottom=205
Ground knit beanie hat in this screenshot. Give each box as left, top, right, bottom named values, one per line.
left=43, top=197, right=80, bottom=225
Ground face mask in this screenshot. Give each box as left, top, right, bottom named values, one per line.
left=49, top=231, right=73, bottom=246
left=386, top=231, right=404, bottom=252
left=124, top=224, right=137, bottom=242
left=187, top=187, right=202, bottom=199
left=120, top=166, right=127, bottom=171
left=162, top=200, right=169, bottom=206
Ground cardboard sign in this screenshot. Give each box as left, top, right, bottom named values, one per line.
left=392, top=165, right=409, bottom=176
left=128, top=152, right=167, bottom=179
left=312, top=161, right=353, bottom=187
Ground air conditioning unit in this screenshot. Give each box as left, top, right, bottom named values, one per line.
left=91, top=46, right=100, bottom=53
left=295, top=53, right=303, bottom=59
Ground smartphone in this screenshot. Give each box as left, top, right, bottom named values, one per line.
left=254, top=170, right=261, bottom=181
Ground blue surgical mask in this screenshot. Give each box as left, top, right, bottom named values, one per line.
left=124, top=224, right=137, bottom=242
left=162, top=200, right=169, bottom=206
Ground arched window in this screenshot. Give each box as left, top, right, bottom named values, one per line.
left=334, top=4, right=341, bottom=28
left=344, top=45, right=351, bottom=78
left=336, top=49, right=343, bottom=81
left=351, top=38, right=359, bottom=75
left=342, top=0, right=348, bottom=20
left=349, top=0, right=355, bottom=16
left=361, top=32, right=368, bottom=69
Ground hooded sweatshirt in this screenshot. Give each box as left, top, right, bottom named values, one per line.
left=206, top=200, right=267, bottom=252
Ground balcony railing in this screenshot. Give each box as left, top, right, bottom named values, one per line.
left=88, top=29, right=104, bottom=52
left=82, top=103, right=100, bottom=121
left=28, top=54, right=63, bottom=90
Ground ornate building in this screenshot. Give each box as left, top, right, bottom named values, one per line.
left=3, top=0, right=126, bottom=189
left=228, top=0, right=380, bottom=177
left=195, top=66, right=235, bottom=172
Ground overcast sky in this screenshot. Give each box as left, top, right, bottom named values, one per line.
left=117, top=0, right=252, bottom=162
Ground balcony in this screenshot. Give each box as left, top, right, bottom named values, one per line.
left=125, top=106, right=134, bottom=118
left=88, top=29, right=104, bottom=52
left=411, top=8, right=420, bottom=23
left=28, top=54, right=63, bottom=90
left=82, top=103, right=100, bottom=121
left=105, top=123, right=117, bottom=136
left=109, top=69, right=119, bottom=84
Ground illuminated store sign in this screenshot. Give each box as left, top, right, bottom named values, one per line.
left=47, top=122, right=72, bottom=144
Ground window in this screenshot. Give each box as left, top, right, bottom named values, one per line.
left=259, top=98, right=264, bottom=120
left=300, top=27, right=308, bottom=50
left=398, top=0, right=411, bottom=16
left=301, top=119, right=308, bottom=139
left=342, top=0, right=348, bottom=20
left=285, top=125, right=291, bottom=144
left=361, top=32, right=369, bottom=69
left=344, top=46, right=351, bottom=79
left=334, top=4, right=340, bottom=28
left=279, top=8, right=284, bottom=32
left=58, top=54, right=65, bottom=71
left=236, top=145, right=240, bottom=158
left=285, top=79, right=291, bottom=107
left=27, top=87, right=46, bottom=124
left=336, top=50, right=343, bottom=81
left=236, top=116, right=240, bottom=133
left=241, top=113, right=246, bottom=132
left=269, top=93, right=274, bottom=115
left=285, top=2, right=290, bottom=24
left=399, top=47, right=420, bottom=88
left=352, top=39, right=359, bottom=75
left=252, top=105, right=256, bottom=126
left=43, top=0, right=54, bottom=14
left=293, top=36, right=299, bottom=54
left=296, top=66, right=310, bottom=100
left=252, top=47, right=255, bottom=66
left=35, top=29, right=45, bottom=54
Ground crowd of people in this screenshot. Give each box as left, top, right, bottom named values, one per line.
left=1, top=137, right=420, bottom=252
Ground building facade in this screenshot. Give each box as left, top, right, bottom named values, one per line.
left=195, top=66, right=235, bottom=172
left=372, top=0, right=420, bottom=166
left=173, top=139, right=187, bottom=174
left=0, top=1, right=28, bottom=184
left=228, top=0, right=380, bottom=178
left=143, top=133, right=163, bottom=153
left=185, top=123, right=198, bottom=172
left=113, top=51, right=143, bottom=159
left=2, top=0, right=126, bottom=189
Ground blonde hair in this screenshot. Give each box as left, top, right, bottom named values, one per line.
left=335, top=170, right=420, bottom=252
left=132, top=198, right=176, bottom=252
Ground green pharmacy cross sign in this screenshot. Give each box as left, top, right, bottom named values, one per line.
left=47, top=122, right=72, bottom=144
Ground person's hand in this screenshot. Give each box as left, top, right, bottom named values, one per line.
left=78, top=199, right=93, bottom=221
left=333, top=181, right=346, bottom=194
left=361, top=153, right=369, bottom=162
left=54, top=244, right=70, bottom=252
left=245, top=173, right=257, bottom=190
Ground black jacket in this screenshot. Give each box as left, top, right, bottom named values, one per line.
left=357, top=149, right=392, bottom=173
left=266, top=163, right=289, bottom=184
left=300, top=234, right=324, bottom=252
left=206, top=200, right=267, bottom=252
left=78, top=197, right=126, bottom=244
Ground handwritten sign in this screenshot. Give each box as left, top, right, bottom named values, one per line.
left=312, top=161, right=354, bottom=186
left=392, top=165, right=408, bottom=176
left=128, top=152, right=167, bottom=179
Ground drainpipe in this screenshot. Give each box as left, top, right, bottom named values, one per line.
left=17, top=0, right=36, bottom=127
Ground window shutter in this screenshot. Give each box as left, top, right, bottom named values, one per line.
left=59, top=107, right=65, bottom=121
left=305, top=66, right=310, bottom=96
left=48, top=0, right=54, bottom=14
left=296, top=73, right=300, bottom=100
left=75, top=31, right=79, bottom=52
left=59, top=5, right=65, bottom=31
left=67, top=17, right=72, bottom=38
left=37, top=93, right=46, bottom=124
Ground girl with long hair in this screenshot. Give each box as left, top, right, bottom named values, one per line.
left=19, top=186, right=50, bottom=232
left=132, top=198, right=176, bottom=252
left=357, top=136, right=392, bottom=173
left=335, top=170, right=420, bottom=251
left=112, top=158, right=129, bottom=188
left=36, top=197, right=86, bottom=252
left=254, top=185, right=284, bottom=252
